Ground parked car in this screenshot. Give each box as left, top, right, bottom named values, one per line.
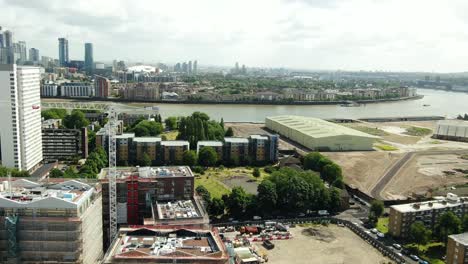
left=419, top=260, right=429, bottom=264
left=410, top=255, right=420, bottom=261
left=263, top=240, right=275, bottom=250
left=253, top=216, right=262, bottom=220
left=318, top=210, right=329, bottom=216
left=376, top=232, right=385, bottom=238
left=370, top=228, right=378, bottom=234
left=392, top=243, right=402, bottom=250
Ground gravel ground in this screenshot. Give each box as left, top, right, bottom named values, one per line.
left=259, top=225, right=393, bottom=264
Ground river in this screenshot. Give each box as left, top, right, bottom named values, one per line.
left=152, top=89, right=468, bottom=122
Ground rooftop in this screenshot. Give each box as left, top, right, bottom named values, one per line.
left=249, top=135, right=269, bottom=140
left=156, top=200, right=201, bottom=220
left=161, top=140, right=189, bottom=146
left=133, top=137, right=161, bottom=143
left=197, top=141, right=223, bottom=147
left=437, top=119, right=468, bottom=128
left=106, top=227, right=227, bottom=262
left=0, top=179, right=94, bottom=210
left=391, top=193, right=468, bottom=213
left=224, top=137, right=249, bottom=144
left=449, top=232, right=468, bottom=245
left=266, top=115, right=380, bottom=139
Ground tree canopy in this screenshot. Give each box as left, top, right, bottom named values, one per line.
left=131, top=120, right=163, bottom=136
left=177, top=112, right=225, bottom=149
left=435, top=211, right=461, bottom=243
left=42, top=108, right=67, bottom=120
left=182, top=150, right=198, bottom=167
left=63, top=110, right=90, bottom=129
left=409, top=221, right=432, bottom=245
left=165, top=117, right=178, bottom=130
left=198, top=146, right=218, bottom=167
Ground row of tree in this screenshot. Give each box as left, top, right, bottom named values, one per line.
left=457, top=114, right=468, bottom=120
left=177, top=112, right=226, bottom=149
left=303, top=152, right=344, bottom=188
left=198, top=167, right=343, bottom=219
left=0, top=166, right=30, bottom=177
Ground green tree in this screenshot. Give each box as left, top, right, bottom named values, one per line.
left=257, top=180, right=277, bottom=215
left=409, top=221, right=432, bottom=245
left=63, top=167, right=78, bottom=178
left=182, top=150, right=198, bottom=167
left=196, top=185, right=211, bottom=202
left=252, top=167, right=261, bottom=178
left=42, top=108, right=67, bottom=120
left=177, top=112, right=224, bottom=149
left=225, top=127, right=234, bottom=137
left=329, top=187, right=342, bottom=212
left=369, top=200, right=384, bottom=226
left=220, top=118, right=224, bottom=129
left=303, top=152, right=323, bottom=171
left=226, top=186, right=250, bottom=218
left=208, top=197, right=225, bottom=216
left=63, top=110, right=90, bottom=129
left=322, top=163, right=342, bottom=183
left=198, top=146, right=218, bottom=167
left=49, top=168, right=64, bottom=178
left=132, top=120, right=163, bottom=136
left=436, top=211, right=461, bottom=242
left=463, top=214, right=468, bottom=232
left=10, top=169, right=30, bottom=177
left=139, top=152, right=152, bottom=166
left=165, top=117, right=178, bottom=130
left=0, top=166, right=9, bottom=177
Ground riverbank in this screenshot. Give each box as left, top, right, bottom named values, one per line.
left=41, top=94, right=423, bottom=106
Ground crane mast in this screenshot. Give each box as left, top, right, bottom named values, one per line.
left=107, top=106, right=118, bottom=242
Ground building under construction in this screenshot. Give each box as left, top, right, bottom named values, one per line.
left=102, top=226, right=229, bottom=264
left=101, top=166, right=208, bottom=250
left=0, top=179, right=103, bottom=264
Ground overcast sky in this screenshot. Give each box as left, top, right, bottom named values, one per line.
left=2, top=0, right=468, bottom=72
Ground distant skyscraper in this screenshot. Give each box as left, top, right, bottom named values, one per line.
left=174, top=62, right=181, bottom=72
left=29, top=48, right=40, bottom=62
left=182, top=62, right=188, bottom=73
left=0, top=26, right=4, bottom=48
left=0, top=64, right=43, bottom=171
left=193, top=60, right=198, bottom=74
left=242, top=64, right=246, bottom=75
left=58, top=37, right=69, bottom=66
left=235, top=62, right=239, bottom=73
left=188, top=60, right=192, bottom=74
left=4, top=30, right=13, bottom=47
left=0, top=27, right=14, bottom=64
left=18, top=41, right=27, bottom=63
left=84, top=42, right=94, bottom=74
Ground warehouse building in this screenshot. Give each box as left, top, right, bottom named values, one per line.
left=433, top=120, right=468, bottom=142
left=0, top=179, right=103, bottom=264
left=265, top=115, right=379, bottom=151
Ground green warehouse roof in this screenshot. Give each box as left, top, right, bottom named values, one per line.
left=266, top=115, right=380, bottom=139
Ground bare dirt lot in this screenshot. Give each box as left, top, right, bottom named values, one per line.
left=260, top=225, right=393, bottom=264
left=382, top=152, right=468, bottom=200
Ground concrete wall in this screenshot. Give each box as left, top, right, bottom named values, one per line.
left=82, top=195, right=104, bottom=264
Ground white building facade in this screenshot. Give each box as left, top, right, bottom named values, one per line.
left=0, top=64, right=43, bottom=171
left=60, top=83, right=94, bottom=97
left=40, top=83, right=59, bottom=97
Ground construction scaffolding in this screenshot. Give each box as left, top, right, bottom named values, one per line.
left=6, top=215, right=18, bottom=261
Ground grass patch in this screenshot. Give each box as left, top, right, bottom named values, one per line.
left=404, top=126, right=432, bottom=136
left=404, top=242, right=445, bottom=264
left=376, top=217, right=389, bottom=234
left=161, top=130, right=179, bottom=140
left=375, top=144, right=398, bottom=151
left=429, top=140, right=442, bottom=144
left=347, top=125, right=389, bottom=136
left=195, top=176, right=230, bottom=199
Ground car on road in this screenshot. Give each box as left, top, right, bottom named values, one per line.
left=263, top=240, right=275, bottom=250
left=418, top=260, right=429, bottom=264
left=409, top=255, right=420, bottom=261
left=376, top=232, right=385, bottom=238
left=370, top=228, right=378, bottom=234
left=392, top=243, right=402, bottom=250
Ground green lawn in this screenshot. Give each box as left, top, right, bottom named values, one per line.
left=376, top=217, right=389, bottom=234
left=195, top=176, right=230, bottom=199
left=344, top=125, right=389, bottom=136
left=375, top=144, right=399, bottom=151
left=161, top=130, right=179, bottom=140
left=404, top=242, right=445, bottom=264
left=404, top=126, right=432, bottom=136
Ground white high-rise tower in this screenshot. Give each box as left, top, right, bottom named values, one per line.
left=0, top=64, right=43, bottom=171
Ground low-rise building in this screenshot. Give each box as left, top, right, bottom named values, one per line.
left=60, top=82, right=94, bottom=97
left=120, top=82, right=160, bottom=101
left=102, top=226, right=228, bottom=264
left=95, top=74, right=111, bottom=98
left=223, top=138, right=249, bottom=165
left=40, top=82, right=59, bottom=97
left=248, top=134, right=278, bottom=165
left=389, top=193, right=468, bottom=238
left=433, top=120, right=468, bottom=143
left=161, top=141, right=190, bottom=165
left=447, top=232, right=468, bottom=264
left=0, top=179, right=103, bottom=264
left=197, top=141, right=223, bottom=161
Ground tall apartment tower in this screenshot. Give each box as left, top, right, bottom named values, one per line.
left=84, top=42, right=94, bottom=74
left=0, top=64, right=43, bottom=171
left=58, top=37, right=69, bottom=66
left=193, top=60, right=198, bottom=74
left=188, top=60, right=192, bottom=74
left=29, top=48, right=40, bottom=62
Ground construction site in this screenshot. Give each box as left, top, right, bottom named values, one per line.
left=100, top=166, right=209, bottom=250
left=0, top=178, right=103, bottom=264
left=102, top=226, right=229, bottom=264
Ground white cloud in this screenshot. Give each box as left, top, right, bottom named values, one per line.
left=1, top=0, right=467, bottom=72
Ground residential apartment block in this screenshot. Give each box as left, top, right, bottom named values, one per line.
left=389, top=193, right=468, bottom=238
left=160, top=141, right=190, bottom=165
left=42, top=120, right=88, bottom=162
left=0, top=179, right=103, bottom=264
left=447, top=232, right=468, bottom=264
left=120, top=82, right=160, bottom=101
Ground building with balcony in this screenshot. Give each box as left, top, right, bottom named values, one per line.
left=389, top=193, right=468, bottom=238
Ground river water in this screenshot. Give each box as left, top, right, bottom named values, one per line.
left=154, top=89, right=468, bottom=122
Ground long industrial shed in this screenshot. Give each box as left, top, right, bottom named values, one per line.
left=265, top=115, right=379, bottom=151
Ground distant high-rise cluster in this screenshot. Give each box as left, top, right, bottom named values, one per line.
left=232, top=61, right=247, bottom=75
left=58, top=37, right=69, bottom=66
left=174, top=59, right=198, bottom=74
left=0, top=26, right=39, bottom=65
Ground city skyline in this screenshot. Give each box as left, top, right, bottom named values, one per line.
left=2, top=0, right=468, bottom=72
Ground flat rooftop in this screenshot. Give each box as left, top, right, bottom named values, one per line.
left=157, top=200, right=201, bottom=220
left=0, top=179, right=94, bottom=210
left=249, top=135, right=269, bottom=140
left=449, top=232, right=468, bottom=245
left=391, top=193, right=468, bottom=213
left=161, top=140, right=189, bottom=146
left=133, top=137, right=161, bottom=143
left=224, top=137, right=249, bottom=143
left=107, top=227, right=227, bottom=261
left=197, top=141, right=223, bottom=147
left=104, top=166, right=194, bottom=180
